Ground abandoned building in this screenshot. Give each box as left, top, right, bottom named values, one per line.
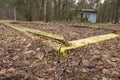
left=73, top=9, right=97, bottom=23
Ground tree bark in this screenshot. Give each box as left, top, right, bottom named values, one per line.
left=14, top=6, right=17, bottom=21
left=0, top=7, right=1, bottom=19
left=44, top=0, right=47, bottom=22
left=114, top=0, right=120, bottom=23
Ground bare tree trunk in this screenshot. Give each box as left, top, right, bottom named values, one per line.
left=53, top=0, right=57, bottom=20
left=6, top=6, right=10, bottom=19
left=0, top=7, right=1, bottom=19
left=36, top=0, right=44, bottom=21
left=38, top=3, right=42, bottom=21
left=44, top=0, right=47, bottom=22
left=14, top=6, right=17, bottom=21
left=112, top=7, right=115, bottom=23
left=28, top=0, right=32, bottom=21
left=57, top=0, right=61, bottom=20
left=114, top=1, right=120, bottom=23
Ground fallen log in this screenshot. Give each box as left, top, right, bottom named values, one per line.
left=2, top=23, right=64, bottom=41
left=60, top=34, right=119, bottom=56
left=1, top=23, right=40, bottom=40
left=72, top=25, right=120, bottom=32
left=1, top=23, right=69, bottom=50
left=0, top=20, right=48, bottom=25
left=1, top=22, right=119, bottom=57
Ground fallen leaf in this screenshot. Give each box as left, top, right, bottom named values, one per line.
left=36, top=78, right=45, bottom=80
left=111, top=58, right=119, bottom=62
left=36, top=48, right=40, bottom=51
left=82, top=59, right=90, bottom=66
left=12, top=56, right=19, bottom=60
left=79, top=68, right=89, bottom=72
left=102, top=77, right=109, bottom=80
left=111, top=71, right=119, bottom=76
left=47, top=67, right=56, bottom=71
left=102, top=69, right=110, bottom=74
left=70, top=61, right=79, bottom=66
left=25, top=43, right=32, bottom=48
left=0, top=69, right=6, bottom=75
left=35, top=53, right=44, bottom=60
left=7, top=68, right=16, bottom=73
left=24, top=50, right=34, bottom=54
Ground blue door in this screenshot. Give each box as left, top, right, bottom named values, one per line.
left=88, top=13, right=97, bottom=23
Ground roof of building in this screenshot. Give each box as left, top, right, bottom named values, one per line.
left=72, top=9, right=97, bottom=13
left=81, top=9, right=97, bottom=12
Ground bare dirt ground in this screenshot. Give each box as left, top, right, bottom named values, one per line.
left=0, top=22, right=120, bottom=80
